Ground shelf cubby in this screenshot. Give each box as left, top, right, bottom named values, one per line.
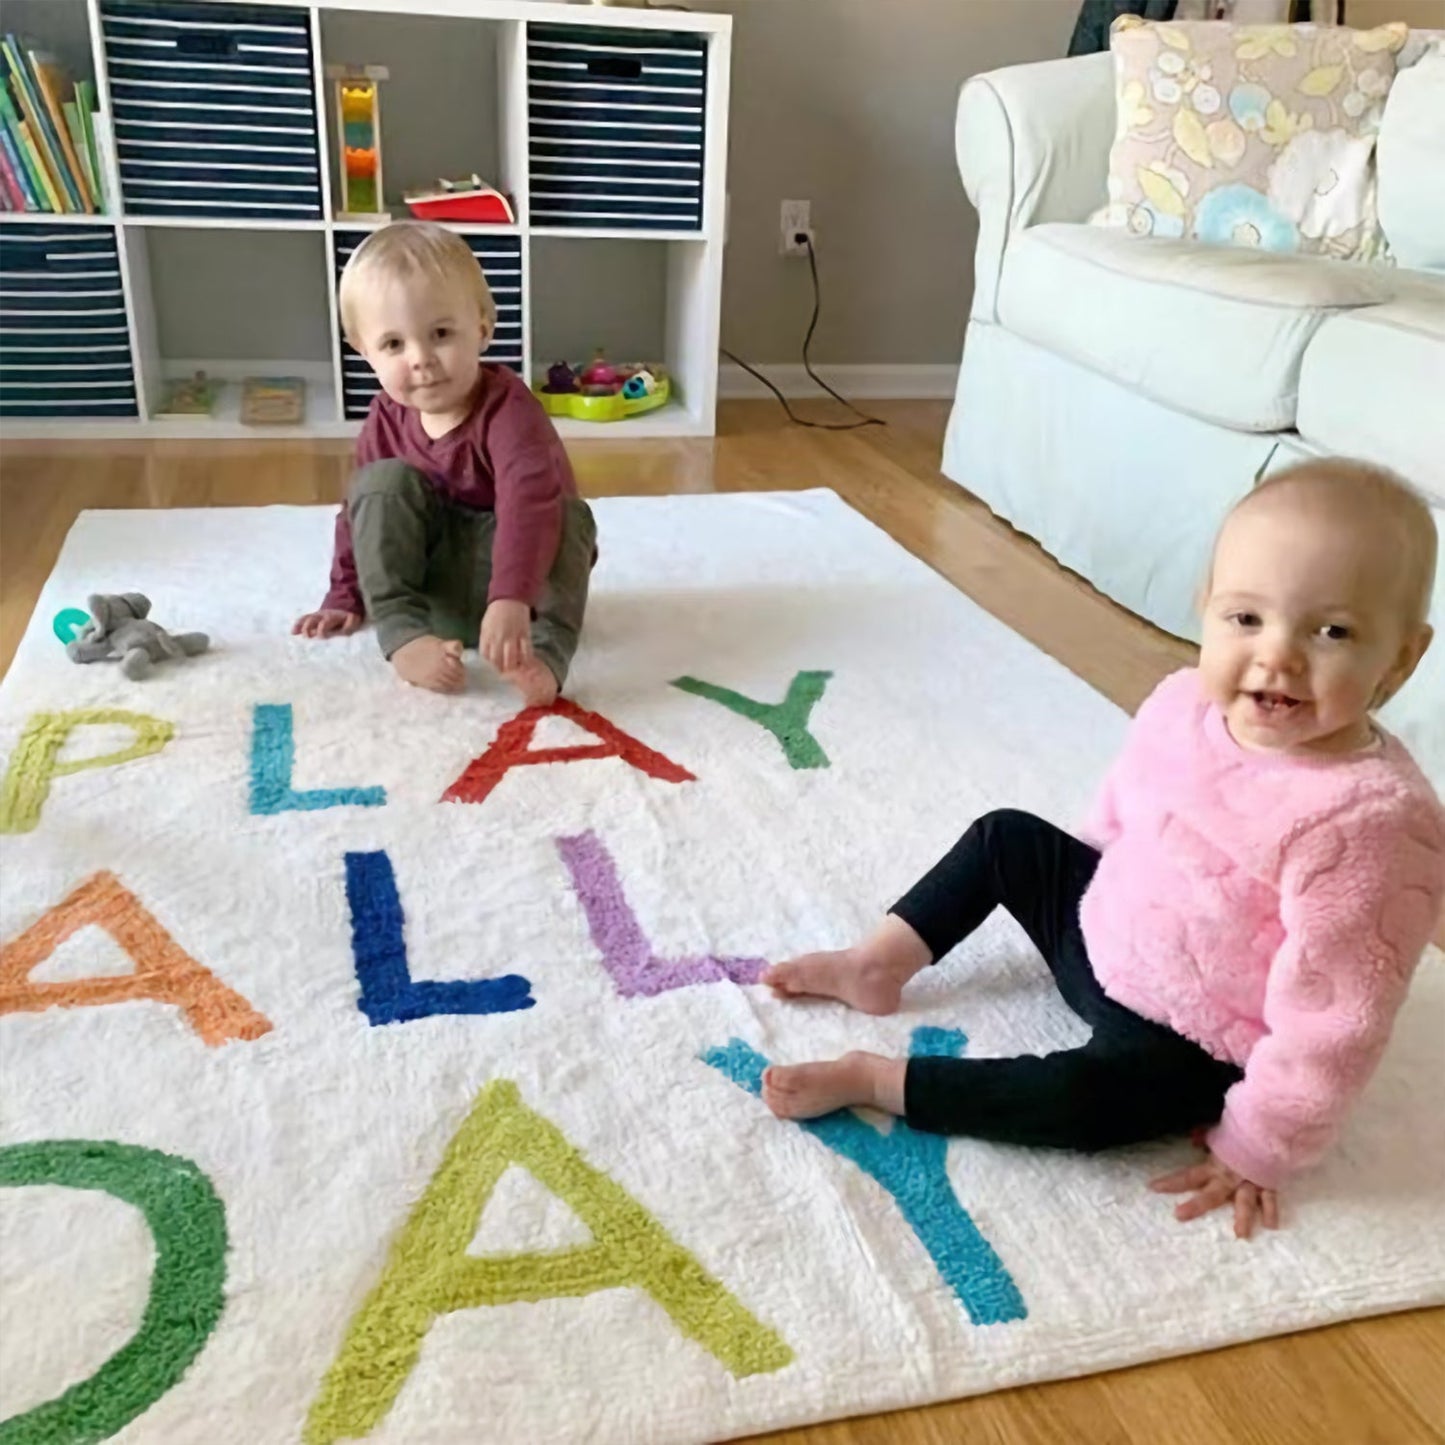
left=126, top=224, right=338, bottom=429
left=317, top=9, right=512, bottom=221
left=0, top=223, right=137, bottom=418
left=526, top=22, right=707, bottom=234
left=100, top=0, right=325, bottom=222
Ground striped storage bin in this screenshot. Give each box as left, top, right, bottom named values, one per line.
left=101, top=0, right=322, bottom=220
left=527, top=24, right=706, bottom=232
left=0, top=224, right=138, bottom=418
left=333, top=231, right=524, bottom=421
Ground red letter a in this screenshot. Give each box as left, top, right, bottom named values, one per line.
left=441, top=699, right=695, bottom=806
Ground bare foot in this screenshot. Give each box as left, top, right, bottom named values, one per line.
left=763, top=1053, right=902, bottom=1120
left=392, top=636, right=465, bottom=694
left=763, top=948, right=905, bottom=1014
left=503, top=655, right=559, bottom=708
left=764, top=915, right=931, bottom=1015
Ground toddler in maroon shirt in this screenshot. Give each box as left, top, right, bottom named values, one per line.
left=293, top=223, right=595, bottom=702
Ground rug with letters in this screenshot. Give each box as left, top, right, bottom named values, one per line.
left=1, top=490, right=1441, bottom=1444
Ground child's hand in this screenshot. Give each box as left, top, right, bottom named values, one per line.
left=480, top=599, right=533, bottom=674
left=1150, top=1141, right=1280, bottom=1239
left=293, top=609, right=362, bottom=639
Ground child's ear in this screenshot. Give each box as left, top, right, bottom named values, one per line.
left=1374, top=623, right=1433, bottom=710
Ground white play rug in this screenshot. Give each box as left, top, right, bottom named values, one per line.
left=1, top=490, right=1441, bottom=1445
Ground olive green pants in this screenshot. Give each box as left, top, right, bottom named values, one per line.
left=348, top=460, right=596, bottom=686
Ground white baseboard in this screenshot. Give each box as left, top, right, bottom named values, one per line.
left=719, top=361, right=959, bottom=401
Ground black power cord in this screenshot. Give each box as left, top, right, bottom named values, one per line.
left=721, top=233, right=886, bottom=431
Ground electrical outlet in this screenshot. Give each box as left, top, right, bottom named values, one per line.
left=780, top=199, right=813, bottom=256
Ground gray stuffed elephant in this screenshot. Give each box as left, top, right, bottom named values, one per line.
left=66, top=593, right=209, bottom=680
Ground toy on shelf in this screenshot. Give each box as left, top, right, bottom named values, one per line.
left=66, top=593, right=209, bottom=680
left=241, top=376, right=306, bottom=426
left=535, top=351, right=670, bottom=422
left=328, top=65, right=389, bottom=221
left=579, top=355, right=622, bottom=393
left=155, top=370, right=220, bottom=419
left=404, top=175, right=516, bottom=225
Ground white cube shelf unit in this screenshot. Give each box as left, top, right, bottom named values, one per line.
left=0, top=0, right=730, bottom=439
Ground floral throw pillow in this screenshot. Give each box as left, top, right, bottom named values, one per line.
left=1092, top=19, right=1408, bottom=261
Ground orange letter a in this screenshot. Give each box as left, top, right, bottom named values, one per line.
left=0, top=872, right=271, bottom=1046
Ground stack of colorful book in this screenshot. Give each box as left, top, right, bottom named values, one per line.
left=0, top=35, right=106, bottom=214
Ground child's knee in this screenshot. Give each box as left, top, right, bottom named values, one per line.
left=554, top=499, right=596, bottom=569
left=563, top=496, right=597, bottom=536
left=970, top=808, right=1036, bottom=849
left=535, top=502, right=595, bottom=623
left=980, top=807, right=1034, bottom=831
left=348, top=460, right=430, bottom=510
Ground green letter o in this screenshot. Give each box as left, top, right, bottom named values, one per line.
left=0, top=1140, right=227, bottom=1444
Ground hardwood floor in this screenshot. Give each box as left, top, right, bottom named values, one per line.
left=1, top=400, right=1439, bottom=1445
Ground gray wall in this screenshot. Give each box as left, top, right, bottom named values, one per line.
left=146, top=231, right=335, bottom=363
left=701, top=0, right=1079, bottom=365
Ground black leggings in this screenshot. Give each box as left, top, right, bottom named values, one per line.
left=895, top=810, right=1242, bottom=1150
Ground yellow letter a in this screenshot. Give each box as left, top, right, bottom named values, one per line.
left=305, top=1080, right=791, bottom=1443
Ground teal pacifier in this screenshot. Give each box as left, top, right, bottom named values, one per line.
left=53, top=607, right=90, bottom=644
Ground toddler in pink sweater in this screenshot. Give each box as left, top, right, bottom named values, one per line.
left=762, top=459, right=1445, bottom=1238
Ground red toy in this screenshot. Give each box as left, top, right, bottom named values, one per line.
left=579, top=354, right=622, bottom=393
left=404, top=175, right=516, bottom=225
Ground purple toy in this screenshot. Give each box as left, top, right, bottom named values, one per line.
left=544, top=361, right=578, bottom=394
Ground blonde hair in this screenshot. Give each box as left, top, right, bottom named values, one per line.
left=1213, top=457, right=1438, bottom=629
left=338, top=221, right=495, bottom=345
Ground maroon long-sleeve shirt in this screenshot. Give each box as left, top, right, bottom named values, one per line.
left=321, top=365, right=578, bottom=616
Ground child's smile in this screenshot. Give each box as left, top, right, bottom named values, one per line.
left=1246, top=689, right=1303, bottom=719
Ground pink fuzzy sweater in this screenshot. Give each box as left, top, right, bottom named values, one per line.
left=1079, top=669, right=1445, bottom=1188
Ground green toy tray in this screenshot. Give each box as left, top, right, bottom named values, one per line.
left=534, top=375, right=670, bottom=423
